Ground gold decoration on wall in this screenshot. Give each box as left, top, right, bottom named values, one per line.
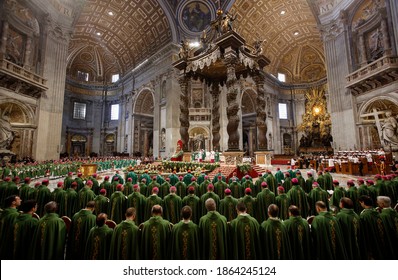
left=298, top=86, right=332, bottom=148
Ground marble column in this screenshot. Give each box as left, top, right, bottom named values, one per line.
left=178, top=76, right=190, bottom=151
left=254, top=72, right=267, bottom=150
left=34, top=16, right=71, bottom=160
left=0, top=21, right=8, bottom=55
left=210, top=82, right=221, bottom=151
left=225, top=49, right=240, bottom=151
left=23, top=36, right=32, bottom=70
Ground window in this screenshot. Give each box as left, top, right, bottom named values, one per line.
left=77, top=70, right=89, bottom=82
left=278, top=103, right=288, bottom=119
left=111, top=104, right=119, bottom=120
left=112, top=74, right=119, bottom=83
left=277, top=73, right=286, bottom=82
left=73, top=102, right=86, bottom=120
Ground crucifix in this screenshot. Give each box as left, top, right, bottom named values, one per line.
left=359, top=108, right=387, bottom=144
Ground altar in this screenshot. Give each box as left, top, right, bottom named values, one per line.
left=80, top=164, right=97, bottom=177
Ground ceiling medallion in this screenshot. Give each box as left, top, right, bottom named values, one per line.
left=178, top=1, right=214, bottom=35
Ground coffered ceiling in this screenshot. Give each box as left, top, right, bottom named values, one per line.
left=67, top=0, right=327, bottom=84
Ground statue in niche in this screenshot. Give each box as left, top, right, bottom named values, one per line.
left=381, top=111, right=398, bottom=146
left=178, top=39, right=190, bottom=59
left=369, top=28, right=384, bottom=61
left=193, top=133, right=204, bottom=151
left=252, top=40, right=264, bottom=56
left=0, top=107, right=14, bottom=150
left=160, top=128, right=166, bottom=150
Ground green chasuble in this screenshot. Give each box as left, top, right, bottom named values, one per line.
left=85, top=224, right=113, bottom=260
left=94, top=194, right=110, bottom=216
left=110, top=220, right=140, bottom=260
left=19, top=184, right=35, bottom=201
left=123, top=182, right=134, bottom=196
left=35, top=185, right=51, bottom=217
left=311, top=211, right=347, bottom=259
left=379, top=207, right=398, bottom=259
left=175, top=180, right=187, bottom=198
left=141, top=215, right=172, bottom=260
left=127, top=191, right=146, bottom=225
left=171, top=220, right=200, bottom=260
left=359, top=208, right=386, bottom=259
left=0, top=208, right=19, bottom=259
left=276, top=194, right=290, bottom=221
left=78, top=187, right=96, bottom=210
left=182, top=194, right=200, bottom=225
left=31, top=213, right=66, bottom=260
left=238, top=195, right=256, bottom=216
left=256, top=188, right=275, bottom=222
left=304, top=177, right=314, bottom=193
left=198, top=179, right=210, bottom=197
left=346, top=187, right=360, bottom=214
left=214, top=180, right=228, bottom=199
left=275, top=170, right=284, bottom=184
left=330, top=186, right=346, bottom=211
left=168, top=173, right=179, bottom=186
left=283, top=216, right=311, bottom=260
left=308, top=187, right=329, bottom=216
left=336, top=208, right=361, bottom=260
left=66, top=209, right=96, bottom=259
left=109, top=191, right=127, bottom=224
left=198, top=211, right=228, bottom=260
left=51, top=188, right=66, bottom=211
left=13, top=213, right=39, bottom=259
left=60, top=188, right=79, bottom=218
left=229, top=181, right=242, bottom=198
left=219, top=196, right=238, bottom=222
left=287, top=185, right=309, bottom=219
left=159, top=182, right=171, bottom=199
left=316, top=174, right=325, bottom=190
left=260, top=218, right=292, bottom=260
left=229, top=213, right=261, bottom=260
left=163, top=193, right=182, bottom=224
left=64, top=176, right=74, bottom=189
left=323, top=172, right=333, bottom=190
left=265, top=174, right=277, bottom=194
left=144, top=195, right=163, bottom=221
left=200, top=192, right=220, bottom=216
left=282, top=177, right=292, bottom=193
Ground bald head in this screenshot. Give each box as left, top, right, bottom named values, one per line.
left=205, top=198, right=216, bottom=211
left=268, top=204, right=279, bottom=218
left=151, top=204, right=163, bottom=216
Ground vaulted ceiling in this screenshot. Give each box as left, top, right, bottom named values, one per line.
left=67, top=0, right=327, bottom=84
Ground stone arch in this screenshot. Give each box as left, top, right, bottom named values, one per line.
left=132, top=88, right=154, bottom=156
left=357, top=95, right=398, bottom=150
left=241, top=88, right=257, bottom=155
left=0, top=100, right=37, bottom=158
left=188, top=126, right=210, bottom=152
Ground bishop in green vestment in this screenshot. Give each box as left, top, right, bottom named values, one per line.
left=358, top=195, right=386, bottom=259
left=171, top=206, right=200, bottom=260
left=260, top=204, right=292, bottom=260
left=141, top=204, right=172, bottom=259
left=287, top=178, right=309, bottom=219
left=219, top=189, right=238, bottom=222
left=311, top=201, right=347, bottom=259
left=85, top=213, right=113, bottom=260
left=200, top=184, right=220, bottom=216
left=127, top=185, right=146, bottom=225
left=31, top=201, right=67, bottom=260
left=256, top=182, right=275, bottom=222
left=238, top=188, right=256, bottom=216
left=275, top=186, right=290, bottom=221
left=0, top=195, right=22, bottom=259
left=110, top=207, right=140, bottom=260
left=78, top=180, right=96, bottom=210
left=198, top=198, right=228, bottom=260
left=94, top=189, right=110, bottom=216
left=163, top=186, right=182, bottom=224
left=336, top=197, right=361, bottom=260
left=110, top=184, right=127, bottom=224
left=229, top=202, right=261, bottom=260
left=182, top=187, right=201, bottom=225
left=12, top=200, right=39, bottom=259
left=283, top=205, right=311, bottom=260
left=66, top=201, right=96, bottom=259
left=376, top=196, right=397, bottom=259
left=144, top=187, right=163, bottom=221
left=34, top=180, right=51, bottom=217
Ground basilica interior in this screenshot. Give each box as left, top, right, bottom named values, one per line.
left=0, top=0, right=397, bottom=163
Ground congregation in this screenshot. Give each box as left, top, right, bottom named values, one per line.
left=0, top=162, right=397, bottom=260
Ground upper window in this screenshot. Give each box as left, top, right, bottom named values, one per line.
left=112, top=74, right=119, bottom=83
left=77, top=70, right=89, bottom=82
left=73, top=102, right=86, bottom=120
left=111, top=104, right=119, bottom=120
left=278, top=103, right=288, bottom=119
left=278, top=73, right=286, bottom=82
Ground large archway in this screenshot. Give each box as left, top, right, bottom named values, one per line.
left=132, top=89, right=154, bottom=157
left=241, top=89, right=257, bottom=156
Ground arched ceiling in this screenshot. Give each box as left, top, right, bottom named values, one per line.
left=67, top=0, right=326, bottom=84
